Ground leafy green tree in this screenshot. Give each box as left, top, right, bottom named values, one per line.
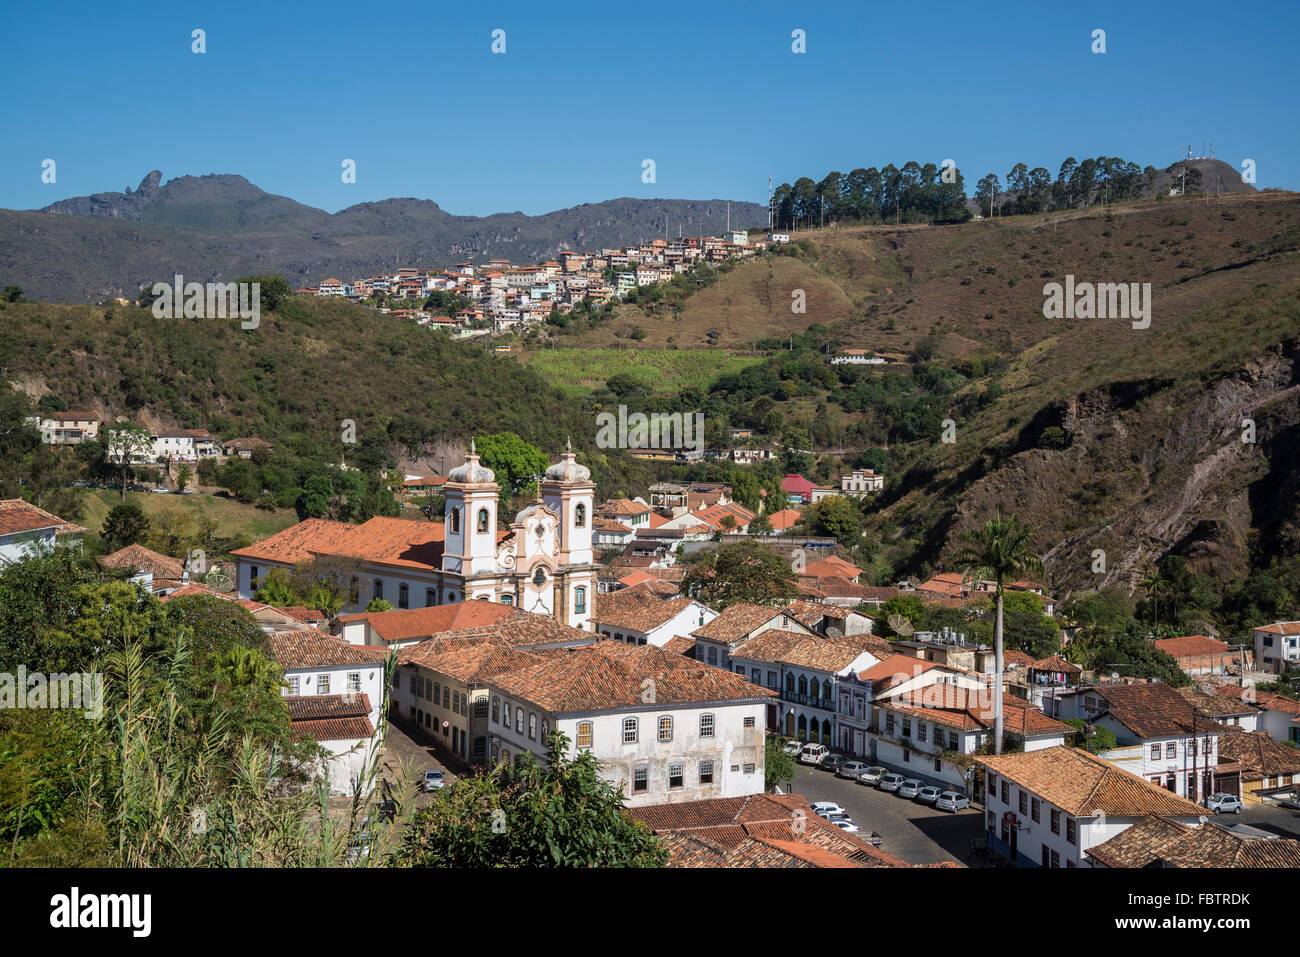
left=101, top=502, right=150, bottom=552
left=996, top=590, right=1060, bottom=658
left=805, top=496, right=861, bottom=548
left=238, top=273, right=292, bottom=312
left=366, top=598, right=393, bottom=613
left=175, top=465, right=193, bottom=492
left=876, top=593, right=928, bottom=638
left=474, top=432, right=549, bottom=505
left=391, top=731, right=667, bottom=867
left=1063, top=720, right=1118, bottom=754
left=948, top=514, right=1044, bottom=754
left=101, top=423, right=153, bottom=500
left=254, top=569, right=298, bottom=607
left=681, top=541, right=797, bottom=609
left=765, top=737, right=797, bottom=791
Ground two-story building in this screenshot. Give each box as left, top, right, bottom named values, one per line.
left=0, top=499, right=86, bottom=567
left=265, top=629, right=389, bottom=795
left=980, top=746, right=1206, bottom=868
left=729, top=631, right=883, bottom=745
left=1254, top=621, right=1300, bottom=675
left=485, top=642, right=774, bottom=806
left=690, top=603, right=816, bottom=672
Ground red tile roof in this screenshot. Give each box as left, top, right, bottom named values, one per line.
left=979, top=746, right=1205, bottom=817
left=265, top=630, right=389, bottom=670
left=0, top=499, right=87, bottom=537
left=1151, top=635, right=1235, bottom=659
left=487, top=643, right=774, bottom=713
left=339, top=601, right=517, bottom=643
left=100, top=543, right=184, bottom=580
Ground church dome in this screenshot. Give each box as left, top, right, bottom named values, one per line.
left=544, top=438, right=591, bottom=483
left=448, top=440, right=496, bottom=484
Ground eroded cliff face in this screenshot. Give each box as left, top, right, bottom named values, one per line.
left=942, top=341, right=1300, bottom=596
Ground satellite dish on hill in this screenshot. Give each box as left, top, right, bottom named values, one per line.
left=888, top=614, right=914, bottom=638
left=1111, top=672, right=1120, bottom=681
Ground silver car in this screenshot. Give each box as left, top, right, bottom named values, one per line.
left=915, top=785, right=943, bottom=805
left=878, top=772, right=905, bottom=793
left=897, top=778, right=923, bottom=799
left=935, top=791, right=970, bottom=812
left=838, top=760, right=869, bottom=780
left=1207, top=792, right=1242, bottom=814
left=826, top=814, right=860, bottom=833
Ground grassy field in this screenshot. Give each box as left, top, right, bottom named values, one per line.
left=83, top=489, right=299, bottom=542
left=522, top=347, right=763, bottom=395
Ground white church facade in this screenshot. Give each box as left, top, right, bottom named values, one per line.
left=232, top=441, right=598, bottom=631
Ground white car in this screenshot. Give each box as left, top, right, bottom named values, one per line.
left=781, top=739, right=803, bottom=757
left=1207, top=792, right=1242, bottom=814
left=810, top=801, right=846, bottom=820
left=799, top=743, right=829, bottom=765
left=150, top=487, right=171, bottom=493
left=421, top=769, right=446, bottom=792
left=827, top=814, right=860, bottom=833
left=856, top=765, right=888, bottom=785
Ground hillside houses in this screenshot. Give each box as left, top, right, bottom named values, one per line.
left=301, top=231, right=761, bottom=333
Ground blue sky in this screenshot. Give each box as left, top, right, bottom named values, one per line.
left=2, top=0, right=1296, bottom=216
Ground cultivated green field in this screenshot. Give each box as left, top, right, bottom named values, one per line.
left=83, top=489, right=299, bottom=543
left=523, top=347, right=762, bottom=396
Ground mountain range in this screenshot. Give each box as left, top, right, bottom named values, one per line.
left=1, top=171, right=766, bottom=302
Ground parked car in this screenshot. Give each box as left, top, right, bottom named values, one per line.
left=799, top=743, right=829, bottom=765
left=915, top=785, right=943, bottom=805
left=151, top=487, right=170, bottom=494
left=781, top=739, right=803, bottom=757
left=820, top=754, right=847, bottom=773
left=810, top=801, right=846, bottom=819
left=856, top=765, right=888, bottom=786
left=878, top=772, right=905, bottom=793
left=421, top=769, right=446, bottom=792
left=838, top=760, right=869, bottom=780
left=897, top=778, right=923, bottom=799
left=1207, top=792, right=1242, bottom=814
left=826, top=814, right=860, bottom=833
left=935, top=791, right=971, bottom=813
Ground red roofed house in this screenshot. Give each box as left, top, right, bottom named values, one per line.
left=981, top=745, right=1205, bottom=868
left=781, top=474, right=817, bottom=505
left=0, top=499, right=87, bottom=566
left=1152, top=635, right=1244, bottom=676
left=265, top=629, right=388, bottom=794
left=485, top=642, right=775, bottom=805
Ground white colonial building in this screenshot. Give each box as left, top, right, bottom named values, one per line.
left=233, top=441, right=598, bottom=631
left=265, top=629, right=388, bottom=795
left=485, top=642, right=774, bottom=806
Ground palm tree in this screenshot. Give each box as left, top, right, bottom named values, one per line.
left=1140, top=569, right=1166, bottom=629
left=949, top=514, right=1045, bottom=755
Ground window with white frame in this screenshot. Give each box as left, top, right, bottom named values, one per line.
left=699, top=713, right=715, bottom=738
left=347, top=672, right=361, bottom=693
left=668, top=763, right=683, bottom=789
left=633, top=767, right=648, bottom=792
left=577, top=722, right=593, bottom=748
left=317, top=673, right=330, bottom=694
left=658, top=716, right=673, bottom=742
left=623, top=717, right=638, bottom=744
left=287, top=675, right=300, bottom=695
left=700, top=761, right=713, bottom=784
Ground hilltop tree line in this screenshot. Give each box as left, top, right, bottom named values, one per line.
left=772, top=155, right=1202, bottom=228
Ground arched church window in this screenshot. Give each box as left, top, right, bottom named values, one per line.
left=477, top=507, right=489, bottom=533
left=450, top=506, right=461, bottom=534
left=574, top=503, right=586, bottom=527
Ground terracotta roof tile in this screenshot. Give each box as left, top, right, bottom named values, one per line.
left=978, top=746, right=1205, bottom=817
left=692, top=604, right=783, bottom=642
left=339, top=601, right=517, bottom=643
left=592, top=592, right=699, bottom=633
left=101, top=543, right=184, bottom=579
left=266, top=630, right=389, bottom=670
left=487, top=644, right=773, bottom=713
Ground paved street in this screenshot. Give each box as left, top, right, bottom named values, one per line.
left=1218, top=801, right=1300, bottom=839
left=786, top=764, right=984, bottom=866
